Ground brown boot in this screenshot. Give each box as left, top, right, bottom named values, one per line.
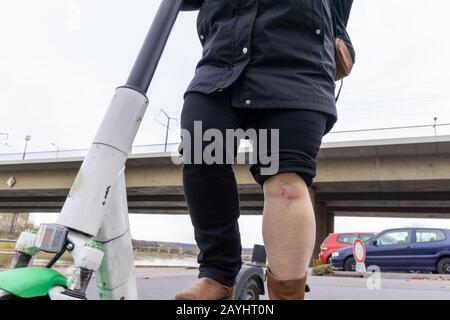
left=266, top=269, right=310, bottom=300
left=175, top=277, right=234, bottom=300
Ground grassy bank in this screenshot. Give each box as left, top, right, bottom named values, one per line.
left=0, top=242, right=15, bottom=252
left=0, top=255, right=11, bottom=268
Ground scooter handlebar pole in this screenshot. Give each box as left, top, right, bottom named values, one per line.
left=125, top=0, right=184, bottom=94
left=57, top=0, right=184, bottom=236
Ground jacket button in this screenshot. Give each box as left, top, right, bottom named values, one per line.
left=315, top=29, right=322, bottom=35
left=200, top=35, right=205, bottom=40
left=245, top=99, right=251, bottom=105
left=242, top=47, right=249, bottom=55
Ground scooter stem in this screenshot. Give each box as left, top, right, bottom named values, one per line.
left=57, top=0, right=183, bottom=236
left=127, top=0, right=184, bottom=93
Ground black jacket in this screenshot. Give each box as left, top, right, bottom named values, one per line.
left=182, top=0, right=345, bottom=132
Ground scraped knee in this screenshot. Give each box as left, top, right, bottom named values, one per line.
left=263, top=173, right=308, bottom=201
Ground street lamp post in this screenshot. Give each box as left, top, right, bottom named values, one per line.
left=159, top=109, right=177, bottom=152
left=22, top=135, right=31, bottom=160
left=51, top=142, right=61, bottom=158
left=433, top=117, right=438, bottom=136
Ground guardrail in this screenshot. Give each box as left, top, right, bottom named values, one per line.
left=1, top=123, right=450, bottom=162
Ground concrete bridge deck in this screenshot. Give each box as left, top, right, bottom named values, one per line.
left=1, top=135, right=450, bottom=217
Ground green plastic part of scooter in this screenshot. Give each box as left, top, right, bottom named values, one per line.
left=0, top=267, right=69, bottom=298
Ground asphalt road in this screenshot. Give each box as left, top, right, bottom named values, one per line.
left=85, top=268, right=450, bottom=300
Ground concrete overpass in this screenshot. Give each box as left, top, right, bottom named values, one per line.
left=1, top=135, right=450, bottom=258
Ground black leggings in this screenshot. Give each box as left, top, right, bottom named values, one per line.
left=180, top=88, right=331, bottom=286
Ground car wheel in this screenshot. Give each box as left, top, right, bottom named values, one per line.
left=437, top=257, right=450, bottom=274
left=344, top=257, right=356, bottom=272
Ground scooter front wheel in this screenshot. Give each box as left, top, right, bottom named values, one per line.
left=0, top=289, right=50, bottom=300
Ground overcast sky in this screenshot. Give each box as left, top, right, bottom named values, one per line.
left=2, top=0, right=450, bottom=245
left=1, top=0, right=450, bottom=153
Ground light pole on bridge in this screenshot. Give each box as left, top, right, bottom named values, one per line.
left=22, top=135, right=31, bottom=160
left=433, top=117, right=438, bottom=136
left=51, top=142, right=61, bottom=158
left=159, top=109, right=177, bottom=152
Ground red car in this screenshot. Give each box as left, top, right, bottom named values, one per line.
left=319, top=232, right=376, bottom=264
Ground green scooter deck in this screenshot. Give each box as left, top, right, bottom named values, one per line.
left=0, top=267, right=69, bottom=298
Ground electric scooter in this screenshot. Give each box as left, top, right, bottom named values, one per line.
left=0, top=0, right=265, bottom=300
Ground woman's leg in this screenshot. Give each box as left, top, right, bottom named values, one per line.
left=252, top=109, right=328, bottom=283
left=179, top=89, right=248, bottom=288
left=263, top=173, right=316, bottom=279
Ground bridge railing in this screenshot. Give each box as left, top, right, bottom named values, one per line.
left=1, top=123, right=450, bottom=162
left=323, top=122, right=450, bottom=143
left=0, top=143, right=182, bottom=161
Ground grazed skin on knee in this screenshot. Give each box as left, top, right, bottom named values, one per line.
left=264, top=173, right=308, bottom=202
left=262, top=172, right=316, bottom=280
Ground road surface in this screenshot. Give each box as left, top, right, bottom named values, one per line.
left=84, top=267, right=450, bottom=300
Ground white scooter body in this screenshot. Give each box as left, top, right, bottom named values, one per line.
left=5, top=0, right=184, bottom=300
left=55, top=87, right=148, bottom=299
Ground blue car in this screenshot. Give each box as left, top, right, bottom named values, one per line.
left=331, top=228, right=450, bottom=274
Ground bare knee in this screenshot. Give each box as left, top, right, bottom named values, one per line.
left=263, top=173, right=309, bottom=201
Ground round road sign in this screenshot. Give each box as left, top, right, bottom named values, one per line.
left=353, top=239, right=366, bottom=263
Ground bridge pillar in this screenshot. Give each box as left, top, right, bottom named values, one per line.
left=310, top=188, right=334, bottom=265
